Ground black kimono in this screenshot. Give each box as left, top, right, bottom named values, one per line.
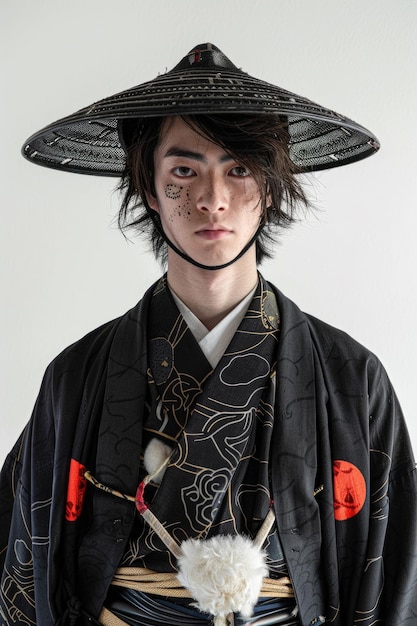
left=1, top=279, right=416, bottom=626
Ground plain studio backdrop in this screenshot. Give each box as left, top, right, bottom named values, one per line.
left=1, top=0, right=416, bottom=465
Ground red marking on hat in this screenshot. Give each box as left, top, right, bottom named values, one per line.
left=333, top=460, right=366, bottom=521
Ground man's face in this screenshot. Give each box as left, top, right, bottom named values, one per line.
left=145, top=117, right=263, bottom=269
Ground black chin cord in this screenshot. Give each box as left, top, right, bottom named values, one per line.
left=148, top=210, right=263, bottom=271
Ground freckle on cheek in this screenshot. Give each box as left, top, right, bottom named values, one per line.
left=165, top=184, right=182, bottom=200
left=166, top=186, right=192, bottom=221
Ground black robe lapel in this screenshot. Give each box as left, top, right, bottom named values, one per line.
left=271, top=287, right=332, bottom=625
left=74, top=288, right=153, bottom=617
left=147, top=277, right=280, bottom=541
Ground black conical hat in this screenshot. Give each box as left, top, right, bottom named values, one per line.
left=22, top=42, right=379, bottom=176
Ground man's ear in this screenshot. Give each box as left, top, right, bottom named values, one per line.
left=267, top=192, right=272, bottom=208
left=145, top=191, right=159, bottom=213
left=262, top=188, right=272, bottom=222
left=265, top=184, right=272, bottom=210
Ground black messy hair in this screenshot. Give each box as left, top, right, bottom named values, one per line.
left=117, top=113, right=310, bottom=265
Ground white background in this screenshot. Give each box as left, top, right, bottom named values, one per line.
left=1, top=0, right=416, bottom=465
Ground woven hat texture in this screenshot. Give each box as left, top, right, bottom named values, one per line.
left=22, top=43, right=379, bottom=176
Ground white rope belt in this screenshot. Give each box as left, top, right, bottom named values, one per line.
left=98, top=567, right=295, bottom=626
left=109, top=566, right=294, bottom=599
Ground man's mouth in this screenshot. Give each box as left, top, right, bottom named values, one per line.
left=196, top=227, right=232, bottom=240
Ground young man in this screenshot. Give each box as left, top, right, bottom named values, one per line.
left=1, top=43, right=416, bottom=626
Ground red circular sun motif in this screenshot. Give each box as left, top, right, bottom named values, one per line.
left=333, top=460, right=366, bottom=521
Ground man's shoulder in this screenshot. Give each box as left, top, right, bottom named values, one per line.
left=269, top=281, right=379, bottom=364
left=41, top=281, right=159, bottom=395
left=305, top=312, right=372, bottom=356
left=52, top=316, right=123, bottom=367
left=47, top=306, right=141, bottom=385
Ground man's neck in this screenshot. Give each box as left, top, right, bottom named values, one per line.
left=167, top=252, right=259, bottom=331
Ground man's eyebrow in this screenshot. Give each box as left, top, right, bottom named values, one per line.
left=163, top=147, right=232, bottom=163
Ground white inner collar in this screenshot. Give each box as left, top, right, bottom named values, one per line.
left=170, top=285, right=257, bottom=369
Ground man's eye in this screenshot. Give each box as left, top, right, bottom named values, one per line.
left=172, top=166, right=195, bottom=177
left=230, top=166, right=250, bottom=177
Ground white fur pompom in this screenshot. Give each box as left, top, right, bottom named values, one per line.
left=177, top=534, right=268, bottom=623
left=143, top=438, right=173, bottom=483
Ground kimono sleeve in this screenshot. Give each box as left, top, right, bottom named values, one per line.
left=0, top=427, right=27, bottom=570
left=368, top=361, right=417, bottom=622
left=0, top=365, right=56, bottom=626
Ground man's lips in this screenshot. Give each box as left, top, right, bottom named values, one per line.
left=196, top=227, right=232, bottom=240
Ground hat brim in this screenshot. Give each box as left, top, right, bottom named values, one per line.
left=21, top=43, right=380, bottom=176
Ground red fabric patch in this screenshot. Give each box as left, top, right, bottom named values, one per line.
left=65, top=459, right=87, bottom=521
left=333, top=460, right=366, bottom=521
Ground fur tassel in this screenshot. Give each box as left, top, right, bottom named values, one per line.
left=143, top=438, right=172, bottom=484
left=177, top=534, right=268, bottom=623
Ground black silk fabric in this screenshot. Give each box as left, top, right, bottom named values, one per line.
left=120, top=276, right=288, bottom=576
left=1, top=276, right=417, bottom=626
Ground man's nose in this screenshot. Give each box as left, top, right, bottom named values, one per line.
left=195, top=174, right=229, bottom=213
